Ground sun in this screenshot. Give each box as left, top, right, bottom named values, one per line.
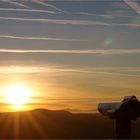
left=3, top=83, right=32, bottom=109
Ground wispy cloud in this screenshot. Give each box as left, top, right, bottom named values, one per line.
left=0, top=49, right=140, bottom=55
left=0, top=16, right=110, bottom=26
left=0, top=0, right=64, bottom=13
left=124, top=0, right=140, bottom=14
left=0, top=8, right=133, bottom=18
left=0, top=35, right=80, bottom=41
left=32, top=0, right=65, bottom=13
left=0, top=16, right=139, bottom=27
left=75, top=12, right=114, bottom=19
left=0, top=8, right=60, bottom=14
left=74, top=12, right=133, bottom=19
left=1, top=0, right=30, bottom=8
left=0, top=65, right=139, bottom=77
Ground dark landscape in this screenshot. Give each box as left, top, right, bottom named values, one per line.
left=0, top=0, right=139, bottom=139
left=0, top=109, right=139, bottom=139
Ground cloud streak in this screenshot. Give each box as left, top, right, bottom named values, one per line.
left=0, top=8, right=60, bottom=14
left=0, top=65, right=139, bottom=77
left=0, top=16, right=139, bottom=27
left=32, top=0, right=64, bottom=13
left=1, top=0, right=64, bottom=13
left=124, top=0, right=140, bottom=14
left=0, top=8, right=133, bottom=19
left=74, top=12, right=133, bottom=19
left=0, top=35, right=80, bottom=41
left=0, top=49, right=140, bottom=55
left=1, top=0, right=30, bottom=8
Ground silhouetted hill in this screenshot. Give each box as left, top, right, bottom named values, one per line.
left=0, top=109, right=139, bottom=139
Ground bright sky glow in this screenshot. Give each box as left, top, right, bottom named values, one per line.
left=1, top=83, right=33, bottom=110
left=3, top=84, right=31, bottom=105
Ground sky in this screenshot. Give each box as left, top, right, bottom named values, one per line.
left=0, top=0, right=140, bottom=113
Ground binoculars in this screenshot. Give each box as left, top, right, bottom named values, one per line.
left=98, top=96, right=140, bottom=139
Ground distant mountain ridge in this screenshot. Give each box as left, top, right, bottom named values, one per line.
left=0, top=109, right=139, bottom=139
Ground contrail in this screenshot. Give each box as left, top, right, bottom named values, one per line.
left=32, top=0, right=65, bottom=13
left=0, top=65, right=139, bottom=77
left=124, top=0, right=140, bottom=14
left=0, top=16, right=110, bottom=26
left=0, top=35, right=80, bottom=41
left=1, top=0, right=30, bottom=8
left=0, top=16, right=139, bottom=27
left=0, top=49, right=140, bottom=55
left=75, top=12, right=133, bottom=18
left=50, top=68, right=140, bottom=77
left=0, top=8, right=133, bottom=18
left=0, top=8, right=60, bottom=14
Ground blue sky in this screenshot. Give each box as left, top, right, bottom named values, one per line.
left=0, top=0, right=140, bottom=112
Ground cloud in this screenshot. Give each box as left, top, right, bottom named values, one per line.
left=32, top=0, right=65, bottom=13
left=1, top=0, right=65, bottom=13
left=0, top=8, right=133, bottom=19
left=0, top=48, right=140, bottom=55
left=124, top=0, right=140, bottom=14
left=47, top=68, right=140, bottom=77
left=0, top=65, right=139, bottom=77
left=75, top=12, right=114, bottom=19
left=0, top=35, right=80, bottom=41
left=0, top=8, right=60, bottom=14
left=0, top=16, right=107, bottom=26
left=1, top=0, right=30, bottom=8
left=0, top=16, right=139, bottom=27
left=74, top=12, right=132, bottom=19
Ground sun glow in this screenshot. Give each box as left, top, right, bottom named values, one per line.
left=3, top=83, right=33, bottom=110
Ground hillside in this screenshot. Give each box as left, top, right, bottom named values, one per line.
left=0, top=109, right=139, bottom=139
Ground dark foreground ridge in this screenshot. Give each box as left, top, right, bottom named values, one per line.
left=0, top=109, right=140, bottom=139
